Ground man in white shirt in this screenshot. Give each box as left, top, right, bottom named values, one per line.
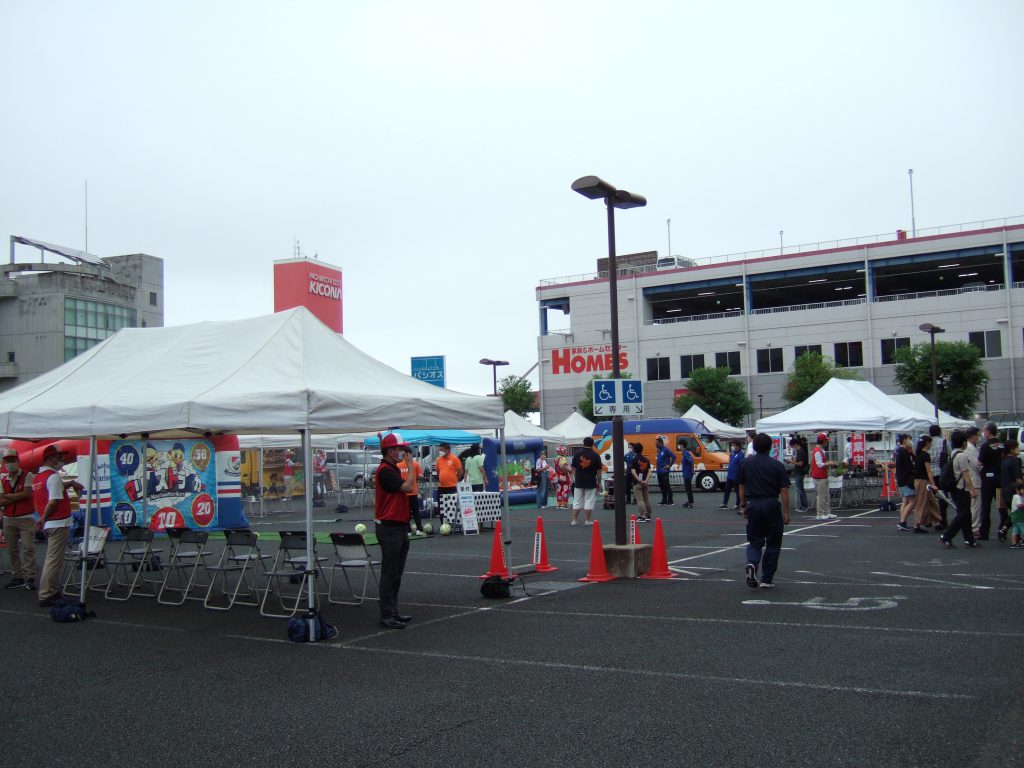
left=32, top=445, right=83, bottom=607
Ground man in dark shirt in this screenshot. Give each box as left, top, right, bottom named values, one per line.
left=374, top=432, right=417, bottom=629
left=738, top=433, right=791, bottom=589
left=570, top=436, right=603, bottom=527
left=977, top=421, right=1004, bottom=540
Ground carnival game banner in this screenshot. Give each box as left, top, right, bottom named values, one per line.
left=110, top=439, right=219, bottom=531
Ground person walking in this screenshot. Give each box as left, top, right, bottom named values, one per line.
left=940, top=430, right=979, bottom=549
left=570, top=437, right=603, bottom=526
left=963, top=426, right=982, bottom=536
left=374, top=433, right=417, bottom=629
left=0, top=448, right=37, bottom=591
left=788, top=436, right=809, bottom=513
left=929, top=424, right=950, bottom=530
left=911, top=435, right=940, bottom=533
left=977, top=421, right=1004, bottom=540
left=999, top=439, right=1021, bottom=542
left=630, top=443, right=653, bottom=522
left=810, top=432, right=837, bottom=520
left=534, top=449, right=550, bottom=509
left=33, top=445, right=82, bottom=607
left=678, top=440, right=695, bottom=508
left=895, top=434, right=917, bottom=531
left=739, top=433, right=791, bottom=589
left=654, top=436, right=675, bottom=506
left=719, top=440, right=744, bottom=510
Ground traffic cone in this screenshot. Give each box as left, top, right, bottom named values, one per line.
left=533, top=517, right=558, bottom=573
left=640, top=518, right=676, bottom=579
left=633, top=515, right=642, bottom=545
left=579, top=520, right=615, bottom=583
left=480, top=521, right=510, bottom=579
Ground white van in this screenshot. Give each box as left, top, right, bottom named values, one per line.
left=656, top=256, right=695, bottom=270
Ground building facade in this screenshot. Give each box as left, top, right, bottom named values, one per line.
left=1, top=236, right=164, bottom=393
left=536, top=218, right=1024, bottom=427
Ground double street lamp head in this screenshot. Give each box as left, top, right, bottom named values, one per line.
left=571, top=176, right=647, bottom=209
left=479, top=358, right=509, bottom=367
left=918, top=323, right=946, bottom=335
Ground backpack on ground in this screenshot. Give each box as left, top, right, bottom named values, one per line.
left=480, top=574, right=531, bottom=599
left=286, top=610, right=338, bottom=642
left=50, top=598, right=96, bottom=623
left=938, top=449, right=963, bottom=493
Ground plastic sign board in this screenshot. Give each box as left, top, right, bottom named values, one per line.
left=592, top=379, right=645, bottom=417
left=411, top=356, right=446, bottom=388
left=457, top=485, right=479, bottom=534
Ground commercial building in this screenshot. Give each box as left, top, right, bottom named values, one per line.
left=1, top=236, right=163, bottom=393
left=536, top=217, right=1024, bottom=427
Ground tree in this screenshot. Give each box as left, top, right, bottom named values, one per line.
left=893, top=341, right=989, bottom=418
left=577, top=372, right=631, bottom=420
left=498, top=375, right=535, bottom=416
left=784, top=352, right=858, bottom=405
left=671, top=367, right=753, bottom=426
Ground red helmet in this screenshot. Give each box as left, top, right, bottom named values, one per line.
left=556, top=445, right=567, bottom=455
left=380, top=432, right=410, bottom=451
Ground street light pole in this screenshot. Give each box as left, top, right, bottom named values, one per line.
left=479, top=358, right=509, bottom=396
left=758, top=393, right=764, bottom=419
left=918, top=323, right=945, bottom=420
left=572, top=176, right=646, bottom=546
left=908, top=168, right=916, bottom=238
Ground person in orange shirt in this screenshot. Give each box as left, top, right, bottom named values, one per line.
left=398, top=446, right=426, bottom=537
left=435, top=442, right=464, bottom=500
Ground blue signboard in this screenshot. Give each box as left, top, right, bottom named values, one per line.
left=592, top=379, right=645, bottom=416
left=411, top=355, right=446, bottom=388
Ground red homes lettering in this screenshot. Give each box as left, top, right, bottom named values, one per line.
left=308, top=272, right=341, bottom=300
left=551, top=345, right=630, bottom=375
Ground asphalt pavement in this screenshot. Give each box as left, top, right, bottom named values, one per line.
left=2, top=489, right=1021, bottom=767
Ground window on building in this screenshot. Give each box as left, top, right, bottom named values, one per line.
left=149, top=291, right=158, bottom=306
left=834, top=341, right=863, bottom=368
left=63, top=298, right=137, bottom=362
left=714, top=351, right=741, bottom=376
left=647, top=357, right=670, bottom=381
left=969, top=330, right=1002, bottom=358
left=679, top=354, right=705, bottom=378
left=756, top=347, right=784, bottom=373
left=794, top=344, right=822, bottom=360
left=6, top=351, right=13, bottom=363
left=880, top=337, right=911, bottom=365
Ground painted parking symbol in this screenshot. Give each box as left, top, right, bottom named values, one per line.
left=742, top=596, right=906, bottom=611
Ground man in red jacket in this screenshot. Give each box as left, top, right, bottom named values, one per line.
left=1, top=448, right=37, bottom=590
left=375, top=433, right=417, bottom=629
left=33, top=445, right=82, bottom=607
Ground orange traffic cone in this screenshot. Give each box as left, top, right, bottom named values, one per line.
left=640, top=518, right=676, bottom=579
left=480, top=521, right=510, bottom=579
left=579, top=520, right=615, bottom=583
left=533, top=517, right=558, bottom=573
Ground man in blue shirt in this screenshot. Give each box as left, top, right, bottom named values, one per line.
left=739, top=432, right=791, bottom=589
left=655, top=436, right=675, bottom=506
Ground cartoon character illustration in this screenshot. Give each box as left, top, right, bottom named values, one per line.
left=167, top=442, right=204, bottom=494
left=145, top=444, right=170, bottom=496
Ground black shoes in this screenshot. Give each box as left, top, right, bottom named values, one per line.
left=745, top=564, right=759, bottom=588
left=379, top=618, right=405, bottom=629
left=395, top=614, right=412, bottom=623
left=4, top=578, right=25, bottom=590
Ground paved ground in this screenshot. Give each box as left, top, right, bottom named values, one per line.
left=2, top=490, right=1021, bottom=767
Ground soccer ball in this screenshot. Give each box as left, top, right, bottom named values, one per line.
left=440, top=523, right=452, bottom=536
left=354, top=523, right=367, bottom=535
left=423, top=523, right=433, bottom=535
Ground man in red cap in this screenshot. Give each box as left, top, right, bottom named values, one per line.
left=374, top=433, right=417, bottom=629
left=1, top=448, right=37, bottom=590
left=33, top=444, right=83, bottom=607
left=810, top=432, right=837, bottom=520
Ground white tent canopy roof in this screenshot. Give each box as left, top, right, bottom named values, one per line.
left=887, top=393, right=976, bottom=430
left=503, top=410, right=565, bottom=442
left=0, top=307, right=504, bottom=440
left=547, top=411, right=596, bottom=443
left=680, top=404, right=747, bottom=439
left=755, top=378, right=936, bottom=434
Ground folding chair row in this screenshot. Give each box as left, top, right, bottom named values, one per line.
left=259, top=530, right=331, bottom=618
left=203, top=529, right=272, bottom=611
left=327, top=532, right=380, bottom=606
left=157, top=528, right=213, bottom=606
left=62, top=526, right=111, bottom=595
left=105, top=527, right=164, bottom=601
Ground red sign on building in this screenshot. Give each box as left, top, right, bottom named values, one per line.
left=273, top=258, right=343, bottom=333
left=550, top=344, right=630, bottom=375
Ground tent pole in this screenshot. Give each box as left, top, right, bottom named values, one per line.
left=302, top=428, right=316, bottom=614
left=80, top=435, right=97, bottom=604
left=498, top=428, right=511, bottom=571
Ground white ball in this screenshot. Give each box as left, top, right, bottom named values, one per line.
left=354, top=523, right=367, bottom=535
left=423, top=523, right=433, bottom=534
left=440, top=523, right=452, bottom=536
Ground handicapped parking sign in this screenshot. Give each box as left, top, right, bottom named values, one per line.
left=592, top=379, right=644, bottom=416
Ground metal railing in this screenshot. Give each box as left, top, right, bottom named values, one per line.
left=750, top=297, right=867, bottom=315
left=539, top=214, right=1024, bottom=288
left=646, top=310, right=743, bottom=325
left=874, top=284, right=1002, bottom=303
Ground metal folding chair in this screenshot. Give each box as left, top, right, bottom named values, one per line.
left=327, top=532, right=380, bottom=605
left=259, top=530, right=329, bottom=618
left=203, top=529, right=270, bottom=611
left=104, top=527, right=163, bottom=601
left=62, top=526, right=110, bottom=594
left=157, top=528, right=213, bottom=605
left=829, top=475, right=845, bottom=509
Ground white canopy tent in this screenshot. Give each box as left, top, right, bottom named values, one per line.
left=888, top=393, right=976, bottom=431
left=0, top=307, right=505, bottom=613
left=755, top=378, right=936, bottom=433
left=503, top=410, right=565, bottom=442
left=680, top=404, right=747, bottom=440
left=547, top=411, right=596, bottom=444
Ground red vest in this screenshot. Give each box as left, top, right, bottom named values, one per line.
left=32, top=468, right=71, bottom=521
left=810, top=446, right=829, bottom=480
left=375, top=460, right=410, bottom=523
left=1, top=471, right=34, bottom=517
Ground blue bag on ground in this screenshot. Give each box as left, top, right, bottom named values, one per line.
left=286, top=611, right=338, bottom=642
left=50, top=598, right=96, bottom=623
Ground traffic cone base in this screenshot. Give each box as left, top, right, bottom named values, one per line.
left=534, top=517, right=558, bottom=572
left=579, top=520, right=616, bottom=582
left=480, top=521, right=510, bottom=579
left=640, top=517, right=676, bottom=579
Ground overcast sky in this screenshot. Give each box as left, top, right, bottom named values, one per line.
left=3, top=1, right=1021, bottom=398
